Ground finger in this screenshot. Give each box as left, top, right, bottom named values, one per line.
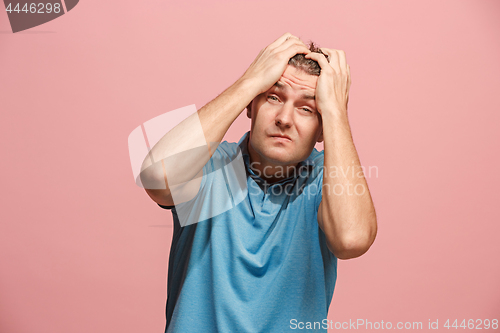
left=288, top=35, right=307, bottom=46
left=269, top=32, right=294, bottom=49
left=336, top=50, right=348, bottom=76
left=320, top=48, right=341, bottom=75
left=319, top=47, right=333, bottom=63
left=269, top=32, right=305, bottom=51
left=304, top=52, right=332, bottom=73
left=274, top=38, right=310, bottom=56
left=347, top=64, right=351, bottom=89
left=281, top=43, right=312, bottom=61
left=273, top=36, right=308, bottom=53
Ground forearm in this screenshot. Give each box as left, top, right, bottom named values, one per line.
left=320, top=110, right=377, bottom=258
left=140, top=77, right=258, bottom=189
left=198, top=77, right=259, bottom=151
left=139, top=32, right=311, bottom=199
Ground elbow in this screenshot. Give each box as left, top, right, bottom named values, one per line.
left=329, top=219, right=378, bottom=260
left=331, top=240, right=371, bottom=260
left=139, top=160, right=168, bottom=190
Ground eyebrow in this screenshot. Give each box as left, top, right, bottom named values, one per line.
left=273, top=81, right=315, bottom=100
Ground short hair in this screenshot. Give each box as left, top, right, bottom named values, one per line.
left=288, top=41, right=327, bottom=76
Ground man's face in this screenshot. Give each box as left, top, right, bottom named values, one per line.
left=247, top=65, right=323, bottom=168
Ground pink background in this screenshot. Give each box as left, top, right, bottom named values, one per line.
left=1, top=0, right=499, bottom=332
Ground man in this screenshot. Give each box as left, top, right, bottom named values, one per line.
left=140, top=32, right=377, bottom=332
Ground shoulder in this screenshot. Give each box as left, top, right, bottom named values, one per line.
left=307, top=148, right=324, bottom=178
left=206, top=140, right=241, bottom=171
left=309, top=148, right=324, bottom=165
left=212, top=131, right=249, bottom=161
left=213, top=140, right=240, bottom=157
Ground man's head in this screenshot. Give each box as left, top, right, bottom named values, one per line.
left=246, top=42, right=328, bottom=173
left=286, top=42, right=327, bottom=76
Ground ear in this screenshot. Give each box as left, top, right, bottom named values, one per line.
left=246, top=101, right=252, bottom=118
left=316, top=113, right=324, bottom=142
left=317, top=128, right=324, bottom=143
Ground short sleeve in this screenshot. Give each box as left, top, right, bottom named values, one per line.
left=158, top=203, right=175, bottom=210
left=157, top=160, right=210, bottom=211
left=312, top=150, right=325, bottom=212
left=157, top=140, right=247, bottom=228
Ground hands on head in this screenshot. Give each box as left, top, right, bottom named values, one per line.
left=241, top=32, right=351, bottom=116
left=305, top=47, right=351, bottom=115
left=241, top=33, right=315, bottom=96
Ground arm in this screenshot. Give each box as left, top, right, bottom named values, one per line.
left=140, top=78, right=256, bottom=206
left=306, top=50, right=377, bottom=260
left=140, top=33, right=312, bottom=207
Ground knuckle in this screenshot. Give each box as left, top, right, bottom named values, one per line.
left=274, top=52, right=285, bottom=61
left=294, top=44, right=306, bottom=51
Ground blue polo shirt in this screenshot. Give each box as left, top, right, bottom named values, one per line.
left=159, top=131, right=337, bottom=333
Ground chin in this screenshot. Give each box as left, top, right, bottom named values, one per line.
left=262, top=147, right=298, bottom=165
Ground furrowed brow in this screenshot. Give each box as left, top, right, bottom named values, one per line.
left=273, top=81, right=315, bottom=100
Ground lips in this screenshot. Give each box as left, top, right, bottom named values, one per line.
left=270, top=134, right=292, bottom=141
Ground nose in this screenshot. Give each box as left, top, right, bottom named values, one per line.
left=275, top=102, right=293, bottom=128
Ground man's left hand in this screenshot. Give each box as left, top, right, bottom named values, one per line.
left=305, top=48, right=351, bottom=116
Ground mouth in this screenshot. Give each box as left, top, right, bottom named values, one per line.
left=270, top=134, right=292, bottom=142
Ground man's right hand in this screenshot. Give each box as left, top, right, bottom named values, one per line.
left=241, top=33, right=311, bottom=95
left=140, top=33, right=311, bottom=208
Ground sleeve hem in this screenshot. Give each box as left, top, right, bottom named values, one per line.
left=158, top=203, right=175, bottom=210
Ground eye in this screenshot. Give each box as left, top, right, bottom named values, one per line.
left=301, top=108, right=313, bottom=113
left=267, top=95, right=279, bottom=101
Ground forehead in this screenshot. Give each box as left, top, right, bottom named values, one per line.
left=276, top=65, right=318, bottom=91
